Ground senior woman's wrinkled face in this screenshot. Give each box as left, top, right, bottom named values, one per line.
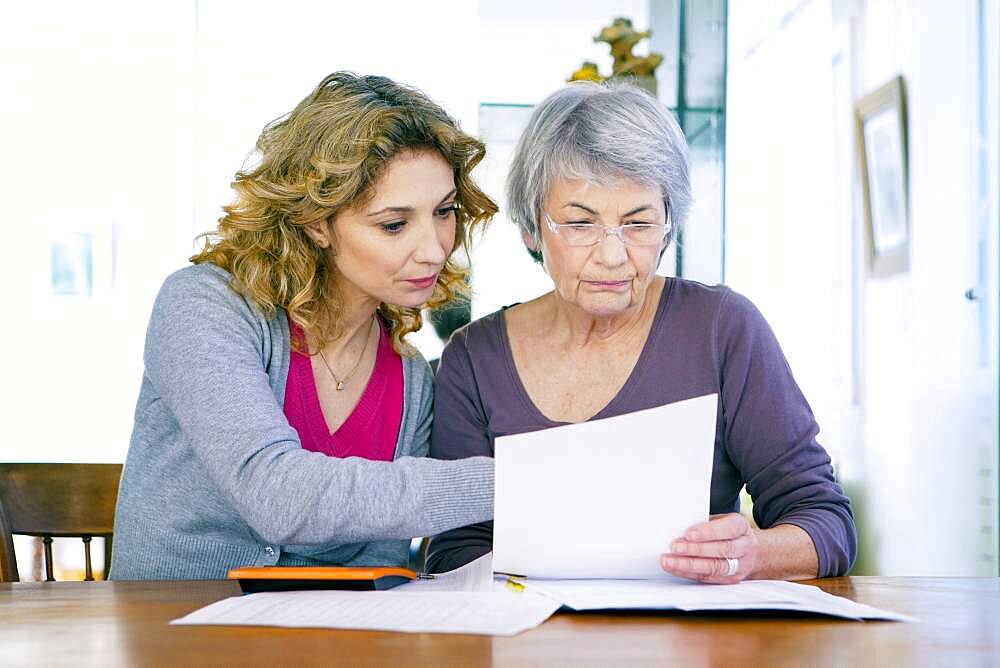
left=535, top=177, right=667, bottom=318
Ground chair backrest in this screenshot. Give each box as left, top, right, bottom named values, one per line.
left=0, top=463, right=123, bottom=582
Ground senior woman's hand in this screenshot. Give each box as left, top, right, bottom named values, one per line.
left=661, top=513, right=759, bottom=583
left=662, top=515, right=821, bottom=582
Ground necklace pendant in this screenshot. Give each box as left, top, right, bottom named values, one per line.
left=336, top=380, right=345, bottom=391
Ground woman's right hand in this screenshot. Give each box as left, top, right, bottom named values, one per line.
left=660, top=513, right=759, bottom=583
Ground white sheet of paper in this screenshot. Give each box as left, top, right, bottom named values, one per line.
left=493, top=394, right=717, bottom=579
left=519, top=578, right=915, bottom=622
left=397, top=553, right=495, bottom=593
left=170, top=587, right=561, bottom=636
left=170, top=555, right=561, bottom=636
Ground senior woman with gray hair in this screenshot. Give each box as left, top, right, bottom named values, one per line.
left=426, top=81, right=856, bottom=582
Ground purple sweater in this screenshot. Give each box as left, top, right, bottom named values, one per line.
left=427, top=278, right=856, bottom=577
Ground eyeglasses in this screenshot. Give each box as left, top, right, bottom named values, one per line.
left=543, top=212, right=670, bottom=247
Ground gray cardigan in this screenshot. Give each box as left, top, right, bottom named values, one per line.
left=111, top=263, right=494, bottom=580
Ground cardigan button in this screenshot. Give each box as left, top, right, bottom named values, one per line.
left=264, top=546, right=275, bottom=556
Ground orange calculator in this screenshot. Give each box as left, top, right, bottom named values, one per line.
left=227, top=566, right=417, bottom=593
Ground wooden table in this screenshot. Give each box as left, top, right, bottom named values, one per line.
left=1, top=577, right=997, bottom=666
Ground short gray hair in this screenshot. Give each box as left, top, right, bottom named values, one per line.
left=505, top=80, right=691, bottom=263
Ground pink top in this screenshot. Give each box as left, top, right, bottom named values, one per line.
left=284, top=316, right=403, bottom=461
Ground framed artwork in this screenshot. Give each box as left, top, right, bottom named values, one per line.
left=856, top=76, right=909, bottom=276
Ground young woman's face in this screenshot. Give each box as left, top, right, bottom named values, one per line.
left=312, top=149, right=458, bottom=310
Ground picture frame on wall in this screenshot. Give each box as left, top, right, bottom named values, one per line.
left=856, top=75, right=909, bottom=277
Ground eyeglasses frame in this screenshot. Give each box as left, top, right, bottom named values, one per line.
left=541, top=200, right=673, bottom=248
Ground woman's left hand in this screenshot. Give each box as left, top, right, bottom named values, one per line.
left=660, top=513, right=759, bottom=583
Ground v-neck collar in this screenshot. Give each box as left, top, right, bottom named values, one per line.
left=296, top=320, right=391, bottom=452
left=497, top=278, right=674, bottom=427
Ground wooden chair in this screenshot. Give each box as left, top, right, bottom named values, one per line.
left=0, top=463, right=122, bottom=582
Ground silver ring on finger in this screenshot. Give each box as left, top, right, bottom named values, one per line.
left=724, top=557, right=739, bottom=577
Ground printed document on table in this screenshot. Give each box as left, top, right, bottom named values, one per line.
left=171, top=556, right=558, bottom=636
left=170, top=589, right=560, bottom=636
left=493, top=394, right=717, bottom=580
left=517, top=578, right=916, bottom=622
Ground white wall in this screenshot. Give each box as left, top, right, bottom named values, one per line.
left=0, top=1, right=197, bottom=463
left=727, top=0, right=998, bottom=575
left=856, top=0, right=996, bottom=575
left=727, top=0, right=858, bottom=471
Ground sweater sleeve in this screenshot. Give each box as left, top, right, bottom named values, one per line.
left=424, top=329, right=495, bottom=573
left=715, top=289, right=857, bottom=576
left=142, top=267, right=494, bottom=547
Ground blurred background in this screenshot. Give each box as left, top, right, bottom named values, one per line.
left=0, top=0, right=996, bottom=579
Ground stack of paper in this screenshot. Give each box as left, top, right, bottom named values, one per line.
left=170, top=553, right=912, bottom=636
left=171, top=587, right=560, bottom=636
left=172, top=555, right=560, bottom=636
left=516, top=577, right=914, bottom=621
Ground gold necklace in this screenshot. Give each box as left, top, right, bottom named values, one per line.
left=317, top=318, right=376, bottom=391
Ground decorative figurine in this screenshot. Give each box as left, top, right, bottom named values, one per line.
left=570, top=17, right=663, bottom=95
left=568, top=61, right=605, bottom=83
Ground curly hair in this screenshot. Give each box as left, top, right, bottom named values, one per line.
left=192, top=72, right=497, bottom=353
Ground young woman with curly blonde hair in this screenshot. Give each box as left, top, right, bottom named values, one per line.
left=112, top=72, right=498, bottom=579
